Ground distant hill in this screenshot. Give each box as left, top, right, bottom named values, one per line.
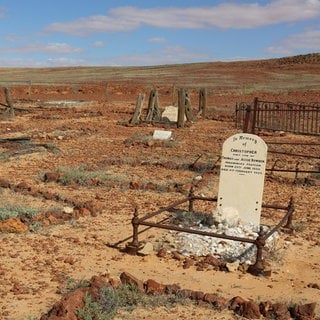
left=0, top=53, right=319, bottom=91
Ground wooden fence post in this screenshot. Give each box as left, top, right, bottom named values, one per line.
left=184, top=89, right=194, bottom=121
left=172, top=84, right=176, bottom=106
left=130, top=93, right=145, bottom=125
left=146, top=89, right=161, bottom=122
left=104, top=82, right=108, bottom=102
left=177, top=88, right=186, bottom=128
left=198, top=88, right=207, bottom=118
left=4, top=87, right=15, bottom=117
left=28, top=81, right=32, bottom=100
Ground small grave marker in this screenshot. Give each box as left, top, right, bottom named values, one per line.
left=153, top=130, right=172, bottom=140
left=161, top=106, right=180, bottom=122
left=217, top=133, right=267, bottom=228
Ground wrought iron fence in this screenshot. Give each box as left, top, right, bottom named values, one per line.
left=236, top=98, right=320, bottom=135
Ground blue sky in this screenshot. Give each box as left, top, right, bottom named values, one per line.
left=0, top=0, right=319, bottom=67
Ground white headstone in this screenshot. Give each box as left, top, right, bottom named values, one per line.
left=217, top=133, right=267, bottom=229
left=153, top=130, right=172, bottom=140
left=161, top=106, right=186, bottom=123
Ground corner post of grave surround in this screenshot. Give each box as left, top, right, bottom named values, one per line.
left=188, top=186, right=195, bottom=212
left=284, top=196, right=295, bottom=230
left=125, top=207, right=141, bottom=255
left=248, top=227, right=266, bottom=276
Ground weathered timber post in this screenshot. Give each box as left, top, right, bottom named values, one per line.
left=177, top=88, right=186, bottom=128
left=104, top=82, right=108, bottom=102
left=145, top=89, right=161, bottom=122
left=130, top=93, right=145, bottom=125
left=28, top=81, right=32, bottom=100
left=198, top=88, right=207, bottom=118
left=4, top=87, right=15, bottom=117
left=184, top=89, right=194, bottom=121
left=172, top=84, right=177, bottom=106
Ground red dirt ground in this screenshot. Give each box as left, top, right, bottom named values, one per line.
left=0, top=55, right=319, bottom=319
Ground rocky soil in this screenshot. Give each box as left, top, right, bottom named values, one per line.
left=0, top=56, right=319, bottom=319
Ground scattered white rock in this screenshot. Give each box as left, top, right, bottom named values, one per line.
left=166, top=220, right=279, bottom=263
left=226, top=260, right=240, bottom=272
left=138, top=242, right=154, bottom=255
left=63, top=206, right=74, bottom=214
left=193, top=175, right=203, bottom=183
left=213, top=207, right=240, bottom=228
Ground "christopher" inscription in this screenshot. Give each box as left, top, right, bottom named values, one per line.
left=217, top=133, right=268, bottom=228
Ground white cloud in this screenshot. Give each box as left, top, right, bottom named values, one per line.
left=0, top=57, right=87, bottom=67
left=92, top=41, right=105, bottom=47
left=148, top=37, right=166, bottom=44
left=46, top=57, right=87, bottom=66
left=266, top=27, right=320, bottom=54
left=45, top=1, right=320, bottom=35
left=0, top=42, right=83, bottom=55
left=0, top=7, right=7, bottom=18
left=108, top=45, right=213, bottom=66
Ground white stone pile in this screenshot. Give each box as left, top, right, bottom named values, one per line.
left=163, top=221, right=278, bottom=264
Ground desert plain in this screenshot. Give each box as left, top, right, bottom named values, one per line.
left=0, top=54, right=319, bottom=319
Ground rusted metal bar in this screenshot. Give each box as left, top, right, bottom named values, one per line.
left=266, top=168, right=320, bottom=174
left=247, top=228, right=266, bottom=276
left=268, top=150, right=320, bottom=159
left=243, top=105, right=251, bottom=133
left=126, top=193, right=295, bottom=276
left=125, top=207, right=143, bottom=254
left=262, top=203, right=288, bottom=210
left=263, top=197, right=294, bottom=239
left=191, top=195, right=218, bottom=202
left=188, top=187, right=195, bottom=212
left=138, top=220, right=257, bottom=244
left=137, top=197, right=190, bottom=223
left=283, top=196, right=294, bottom=230
left=241, top=99, right=320, bottom=135
left=251, top=98, right=258, bottom=134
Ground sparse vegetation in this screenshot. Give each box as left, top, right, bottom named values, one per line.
left=0, top=54, right=319, bottom=319
left=170, top=210, right=214, bottom=227
left=77, top=284, right=190, bottom=320
left=0, top=205, right=38, bottom=221
left=60, top=277, right=91, bottom=295
left=56, top=165, right=110, bottom=186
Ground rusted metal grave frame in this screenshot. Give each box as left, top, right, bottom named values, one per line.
left=126, top=187, right=295, bottom=276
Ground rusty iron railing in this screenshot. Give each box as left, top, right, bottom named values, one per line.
left=125, top=188, right=294, bottom=276
left=235, top=98, right=320, bottom=135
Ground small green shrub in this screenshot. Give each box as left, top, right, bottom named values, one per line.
left=77, top=292, right=107, bottom=320
left=0, top=205, right=38, bottom=221
left=77, top=284, right=190, bottom=319
left=60, top=277, right=90, bottom=295
left=57, top=165, right=109, bottom=186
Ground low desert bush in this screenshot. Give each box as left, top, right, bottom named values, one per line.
left=57, top=165, right=109, bottom=186
left=77, top=284, right=189, bottom=319
left=0, top=205, right=38, bottom=221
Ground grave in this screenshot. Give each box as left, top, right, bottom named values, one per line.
left=216, top=133, right=267, bottom=229
left=161, top=106, right=186, bottom=123
left=153, top=130, right=172, bottom=140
